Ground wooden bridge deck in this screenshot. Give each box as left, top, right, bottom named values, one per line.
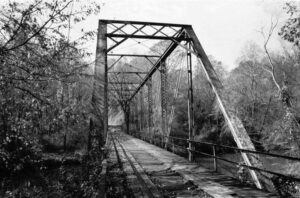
left=107, top=131, right=280, bottom=198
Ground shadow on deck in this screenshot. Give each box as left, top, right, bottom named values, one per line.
left=107, top=131, right=280, bottom=198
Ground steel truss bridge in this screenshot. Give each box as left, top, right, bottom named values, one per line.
left=94, top=19, right=300, bottom=197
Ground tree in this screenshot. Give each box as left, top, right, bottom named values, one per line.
left=279, top=2, right=300, bottom=48
left=0, top=0, right=101, bottom=179
left=258, top=16, right=300, bottom=156
left=225, top=42, right=279, bottom=149
left=0, top=0, right=100, bottom=136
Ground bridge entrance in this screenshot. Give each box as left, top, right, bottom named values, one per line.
left=94, top=19, right=289, bottom=192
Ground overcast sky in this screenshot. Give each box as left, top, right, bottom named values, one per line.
left=96, top=0, right=292, bottom=70
left=2, top=0, right=294, bottom=70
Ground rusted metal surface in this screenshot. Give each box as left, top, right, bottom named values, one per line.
left=147, top=78, right=153, bottom=138
left=94, top=20, right=108, bottom=146
left=139, top=89, right=144, bottom=132
left=184, top=25, right=270, bottom=190
left=160, top=61, right=167, bottom=143
left=186, top=42, right=195, bottom=162
left=99, top=19, right=273, bottom=190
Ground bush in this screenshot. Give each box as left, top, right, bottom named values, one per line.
left=0, top=133, right=42, bottom=177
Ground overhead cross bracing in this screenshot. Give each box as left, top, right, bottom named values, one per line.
left=95, top=19, right=277, bottom=191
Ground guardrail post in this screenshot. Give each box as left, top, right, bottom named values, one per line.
left=159, top=136, right=161, bottom=147
left=188, top=140, right=193, bottom=161
left=213, top=145, right=217, bottom=172
left=172, top=139, right=175, bottom=153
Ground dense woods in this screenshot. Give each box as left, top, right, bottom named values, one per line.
left=0, top=0, right=104, bottom=197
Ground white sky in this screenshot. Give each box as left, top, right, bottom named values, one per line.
left=2, top=0, right=296, bottom=70
left=94, top=0, right=294, bottom=70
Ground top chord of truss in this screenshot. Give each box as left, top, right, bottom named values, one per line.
left=101, top=19, right=192, bottom=52
left=100, top=19, right=191, bottom=28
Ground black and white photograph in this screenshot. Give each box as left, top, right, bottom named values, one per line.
left=0, top=0, right=300, bottom=197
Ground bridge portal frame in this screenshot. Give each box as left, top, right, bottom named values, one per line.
left=95, top=19, right=275, bottom=190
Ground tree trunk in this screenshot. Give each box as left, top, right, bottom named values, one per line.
left=88, top=118, right=93, bottom=153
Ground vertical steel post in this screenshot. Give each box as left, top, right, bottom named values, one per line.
left=125, top=102, right=130, bottom=134
left=147, top=78, right=153, bottom=142
left=187, top=42, right=195, bottom=161
left=185, top=26, right=263, bottom=189
left=139, top=89, right=144, bottom=137
left=131, top=98, right=135, bottom=136
left=129, top=102, right=132, bottom=135
left=172, top=138, right=175, bottom=153
left=160, top=61, right=167, bottom=147
left=135, top=97, right=139, bottom=137
left=141, top=88, right=145, bottom=133
left=213, top=145, right=217, bottom=172
left=95, top=20, right=108, bottom=146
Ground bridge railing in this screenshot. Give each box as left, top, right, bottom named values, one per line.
left=137, top=133, right=300, bottom=183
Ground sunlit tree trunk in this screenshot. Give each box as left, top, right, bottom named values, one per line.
left=261, top=21, right=300, bottom=156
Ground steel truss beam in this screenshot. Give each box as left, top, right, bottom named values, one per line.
left=107, top=34, right=189, bottom=41
left=108, top=56, right=123, bottom=71
left=94, top=20, right=108, bottom=146
left=98, top=19, right=272, bottom=191
left=186, top=42, right=195, bottom=161
left=139, top=89, right=144, bottom=132
left=108, top=71, right=148, bottom=74
left=108, top=54, right=160, bottom=58
left=127, top=28, right=186, bottom=101
left=107, top=24, right=146, bottom=52
left=102, top=19, right=189, bottom=27
left=102, top=19, right=188, bottom=53
left=147, top=78, right=153, bottom=138
left=160, top=61, right=167, bottom=140
left=184, top=26, right=266, bottom=190
left=109, top=82, right=141, bottom=84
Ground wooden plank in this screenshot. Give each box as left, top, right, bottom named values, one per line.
left=119, top=142, right=162, bottom=198
left=117, top=132, right=280, bottom=198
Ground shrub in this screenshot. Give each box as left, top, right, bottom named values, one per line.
left=0, top=133, right=42, bottom=177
